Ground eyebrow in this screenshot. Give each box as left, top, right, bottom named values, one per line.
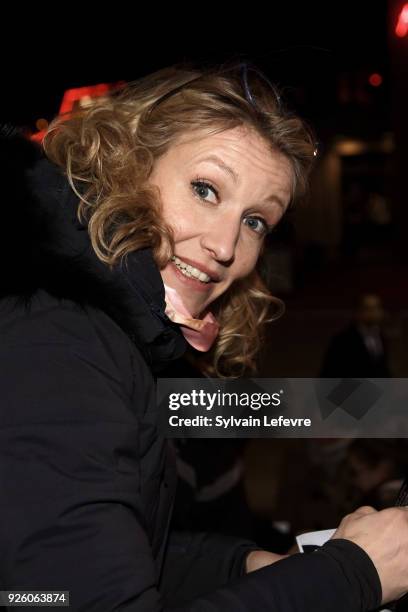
left=197, top=154, right=287, bottom=211
left=262, top=194, right=286, bottom=211
left=198, top=155, right=239, bottom=184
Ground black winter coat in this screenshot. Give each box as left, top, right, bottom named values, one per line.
left=0, top=128, right=382, bottom=611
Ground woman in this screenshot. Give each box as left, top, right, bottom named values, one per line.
left=0, top=63, right=406, bottom=611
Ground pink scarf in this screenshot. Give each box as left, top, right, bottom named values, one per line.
left=164, top=284, right=220, bottom=351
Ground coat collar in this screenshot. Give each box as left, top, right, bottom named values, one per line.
left=0, top=126, right=187, bottom=371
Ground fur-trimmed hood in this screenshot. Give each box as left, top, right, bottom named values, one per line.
left=0, top=125, right=187, bottom=371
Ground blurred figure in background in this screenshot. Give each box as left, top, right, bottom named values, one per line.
left=345, top=439, right=408, bottom=510
left=320, top=292, right=391, bottom=377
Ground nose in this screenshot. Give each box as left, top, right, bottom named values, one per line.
left=200, top=215, right=241, bottom=265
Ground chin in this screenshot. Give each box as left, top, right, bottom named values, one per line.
left=184, top=298, right=206, bottom=318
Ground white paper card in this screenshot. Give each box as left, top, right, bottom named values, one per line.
left=296, top=528, right=336, bottom=553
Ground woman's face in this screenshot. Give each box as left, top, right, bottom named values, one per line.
left=149, top=125, right=293, bottom=317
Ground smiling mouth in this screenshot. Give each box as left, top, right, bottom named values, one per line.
left=171, top=256, right=214, bottom=283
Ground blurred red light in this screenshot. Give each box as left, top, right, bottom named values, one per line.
left=59, top=83, right=111, bottom=115
left=369, top=73, right=383, bottom=87
left=396, top=4, right=408, bottom=37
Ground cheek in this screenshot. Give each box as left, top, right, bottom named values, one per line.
left=233, top=242, right=262, bottom=279
left=166, top=216, right=197, bottom=245
left=159, top=189, right=198, bottom=242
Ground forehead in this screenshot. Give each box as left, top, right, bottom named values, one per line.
left=170, top=125, right=294, bottom=192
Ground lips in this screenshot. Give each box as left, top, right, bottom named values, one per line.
left=173, top=255, right=221, bottom=282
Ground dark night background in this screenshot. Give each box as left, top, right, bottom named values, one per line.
left=2, top=3, right=391, bottom=131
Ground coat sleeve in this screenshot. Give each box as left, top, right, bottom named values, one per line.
left=159, top=530, right=262, bottom=602
left=0, top=308, right=382, bottom=611
left=158, top=529, right=382, bottom=610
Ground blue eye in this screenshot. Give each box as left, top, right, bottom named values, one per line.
left=191, top=179, right=219, bottom=204
left=243, top=216, right=268, bottom=235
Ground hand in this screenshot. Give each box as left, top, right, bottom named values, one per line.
left=332, top=505, right=408, bottom=604
left=245, top=550, right=289, bottom=573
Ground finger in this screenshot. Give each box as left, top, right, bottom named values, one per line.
left=354, top=505, right=377, bottom=516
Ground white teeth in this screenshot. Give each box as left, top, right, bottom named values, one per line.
left=171, top=256, right=211, bottom=283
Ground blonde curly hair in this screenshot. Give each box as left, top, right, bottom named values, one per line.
left=43, top=62, right=316, bottom=377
